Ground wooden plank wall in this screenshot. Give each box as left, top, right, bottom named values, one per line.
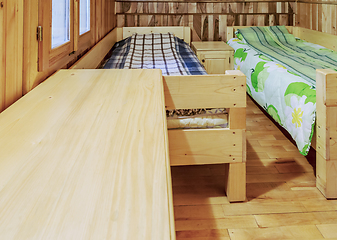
left=23, top=0, right=116, bottom=95
left=296, top=0, right=337, bottom=35
left=0, top=1, right=5, bottom=112
left=0, top=0, right=24, bottom=112
left=116, top=0, right=296, bottom=42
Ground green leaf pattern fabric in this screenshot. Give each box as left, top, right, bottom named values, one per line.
left=228, top=38, right=322, bottom=155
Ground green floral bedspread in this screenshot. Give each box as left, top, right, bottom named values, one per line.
left=228, top=38, right=322, bottom=155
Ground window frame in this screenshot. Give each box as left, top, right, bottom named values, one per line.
left=38, top=0, right=94, bottom=72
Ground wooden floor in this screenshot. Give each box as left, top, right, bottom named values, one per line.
left=171, top=95, right=337, bottom=240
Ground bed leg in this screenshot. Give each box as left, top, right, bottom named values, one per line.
left=225, top=162, right=246, bottom=202
left=316, top=69, right=337, bottom=199
left=316, top=154, right=337, bottom=198
left=225, top=106, right=246, bottom=202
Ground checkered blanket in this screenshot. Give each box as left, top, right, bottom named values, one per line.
left=103, top=33, right=207, bottom=75
left=124, top=33, right=188, bottom=75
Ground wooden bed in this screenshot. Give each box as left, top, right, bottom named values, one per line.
left=228, top=26, right=337, bottom=199
left=70, top=26, right=247, bottom=202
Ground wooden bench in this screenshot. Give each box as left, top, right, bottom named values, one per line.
left=0, top=69, right=175, bottom=239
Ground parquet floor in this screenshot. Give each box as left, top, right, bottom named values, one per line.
left=171, top=95, right=337, bottom=240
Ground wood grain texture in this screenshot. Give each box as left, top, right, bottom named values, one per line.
left=121, top=26, right=191, bottom=44
left=0, top=69, right=175, bottom=240
left=229, top=108, right=246, bottom=129
left=67, top=26, right=247, bottom=203
left=163, top=72, right=246, bottom=110
left=0, top=1, right=5, bottom=112
left=316, top=69, right=337, bottom=198
left=191, top=41, right=234, bottom=74
left=169, top=129, right=244, bottom=165
left=116, top=0, right=295, bottom=42
left=296, top=0, right=337, bottom=36
left=71, top=28, right=118, bottom=69
left=317, top=223, right=337, bottom=238
left=229, top=225, right=324, bottom=240
left=4, top=0, right=23, bottom=109
left=316, top=153, right=337, bottom=198
left=225, top=162, right=246, bottom=202
left=22, top=0, right=116, bottom=97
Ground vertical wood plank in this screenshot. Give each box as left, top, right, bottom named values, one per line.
left=201, top=15, right=208, bottom=41
left=0, top=0, right=5, bottom=112
left=331, top=4, right=336, bottom=35
left=188, top=2, right=195, bottom=40
left=5, top=0, right=23, bottom=108
left=95, top=0, right=102, bottom=40
left=312, top=4, right=317, bottom=31
left=246, top=2, right=254, bottom=26
left=316, top=69, right=337, bottom=199
left=207, top=3, right=213, bottom=41
left=318, top=2, right=323, bottom=32
left=253, top=2, right=258, bottom=26
left=225, top=162, right=246, bottom=202
left=322, top=2, right=329, bottom=33
left=219, top=15, right=227, bottom=42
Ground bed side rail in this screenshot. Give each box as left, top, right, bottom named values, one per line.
left=226, top=26, right=294, bottom=42
left=293, top=27, right=337, bottom=51
left=163, top=70, right=246, bottom=110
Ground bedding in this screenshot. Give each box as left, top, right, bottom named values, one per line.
left=228, top=26, right=337, bottom=155
left=236, top=26, right=337, bottom=83
left=124, top=32, right=189, bottom=75
left=103, top=33, right=207, bottom=75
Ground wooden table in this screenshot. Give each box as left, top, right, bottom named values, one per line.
left=0, top=69, right=175, bottom=239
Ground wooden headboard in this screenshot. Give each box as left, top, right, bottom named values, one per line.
left=118, top=27, right=191, bottom=45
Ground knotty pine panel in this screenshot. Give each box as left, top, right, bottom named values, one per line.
left=116, top=0, right=296, bottom=41
left=0, top=1, right=5, bottom=112
left=1, top=0, right=24, bottom=111
left=296, top=0, right=337, bottom=35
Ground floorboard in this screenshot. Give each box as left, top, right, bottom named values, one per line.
left=172, top=95, right=336, bottom=240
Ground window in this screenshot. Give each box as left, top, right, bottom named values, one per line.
left=80, top=0, right=90, bottom=35
left=52, top=0, right=70, bottom=49
left=38, top=0, right=93, bottom=71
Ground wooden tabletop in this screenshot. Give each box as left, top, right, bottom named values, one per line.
left=0, top=69, right=175, bottom=240
left=192, top=41, right=234, bottom=51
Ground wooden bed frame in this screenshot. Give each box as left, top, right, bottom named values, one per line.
left=70, top=26, right=247, bottom=202
left=228, top=26, right=337, bottom=199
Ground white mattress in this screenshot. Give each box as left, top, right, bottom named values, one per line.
left=167, top=109, right=228, bottom=130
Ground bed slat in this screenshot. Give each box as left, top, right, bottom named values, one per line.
left=168, top=128, right=244, bottom=166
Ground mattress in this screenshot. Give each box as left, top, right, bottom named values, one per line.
left=167, top=109, right=228, bottom=130
left=228, top=26, right=337, bottom=155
